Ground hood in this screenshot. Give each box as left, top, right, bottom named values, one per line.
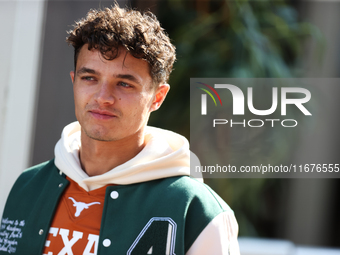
left=54, top=122, right=202, bottom=191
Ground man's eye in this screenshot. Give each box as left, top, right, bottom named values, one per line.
left=82, top=76, right=95, bottom=81
left=119, top=82, right=131, bottom=88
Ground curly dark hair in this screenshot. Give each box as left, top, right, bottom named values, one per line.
left=66, top=4, right=176, bottom=85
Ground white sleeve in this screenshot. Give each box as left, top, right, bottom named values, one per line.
left=186, top=210, right=240, bottom=255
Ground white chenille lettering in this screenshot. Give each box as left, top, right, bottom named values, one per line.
left=83, top=234, right=99, bottom=255
left=43, top=227, right=59, bottom=255
left=58, top=229, right=83, bottom=255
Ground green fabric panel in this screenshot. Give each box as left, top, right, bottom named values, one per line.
left=0, top=160, right=69, bottom=254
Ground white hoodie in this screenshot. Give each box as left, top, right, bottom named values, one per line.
left=54, top=121, right=240, bottom=255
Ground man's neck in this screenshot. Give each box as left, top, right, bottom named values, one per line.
left=79, top=131, right=145, bottom=177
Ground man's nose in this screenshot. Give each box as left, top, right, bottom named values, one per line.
left=95, top=82, right=115, bottom=105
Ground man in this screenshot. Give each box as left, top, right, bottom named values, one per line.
left=0, top=4, right=239, bottom=255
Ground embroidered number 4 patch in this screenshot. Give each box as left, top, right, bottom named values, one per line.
left=127, top=217, right=177, bottom=255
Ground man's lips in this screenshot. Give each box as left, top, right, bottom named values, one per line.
left=89, top=109, right=117, bottom=120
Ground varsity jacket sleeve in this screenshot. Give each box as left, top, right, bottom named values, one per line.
left=186, top=210, right=240, bottom=255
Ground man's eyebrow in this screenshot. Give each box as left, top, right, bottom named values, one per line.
left=115, top=74, right=142, bottom=86
left=76, top=69, right=143, bottom=86
left=76, top=67, right=99, bottom=75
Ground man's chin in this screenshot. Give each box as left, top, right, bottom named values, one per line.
left=82, top=128, right=117, bottom=142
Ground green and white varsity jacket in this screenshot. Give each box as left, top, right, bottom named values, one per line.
left=0, top=122, right=239, bottom=254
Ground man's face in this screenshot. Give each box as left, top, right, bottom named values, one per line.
left=70, top=45, right=168, bottom=142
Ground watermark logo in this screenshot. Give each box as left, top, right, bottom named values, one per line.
left=197, top=82, right=222, bottom=115
left=197, top=82, right=312, bottom=128
left=199, top=83, right=311, bottom=116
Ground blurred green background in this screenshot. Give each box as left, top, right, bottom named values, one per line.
left=142, top=0, right=338, bottom=246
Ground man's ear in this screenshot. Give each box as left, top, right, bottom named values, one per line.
left=150, top=84, right=170, bottom=112
left=70, top=71, right=75, bottom=83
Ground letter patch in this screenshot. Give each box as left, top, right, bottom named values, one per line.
left=127, top=217, right=177, bottom=255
